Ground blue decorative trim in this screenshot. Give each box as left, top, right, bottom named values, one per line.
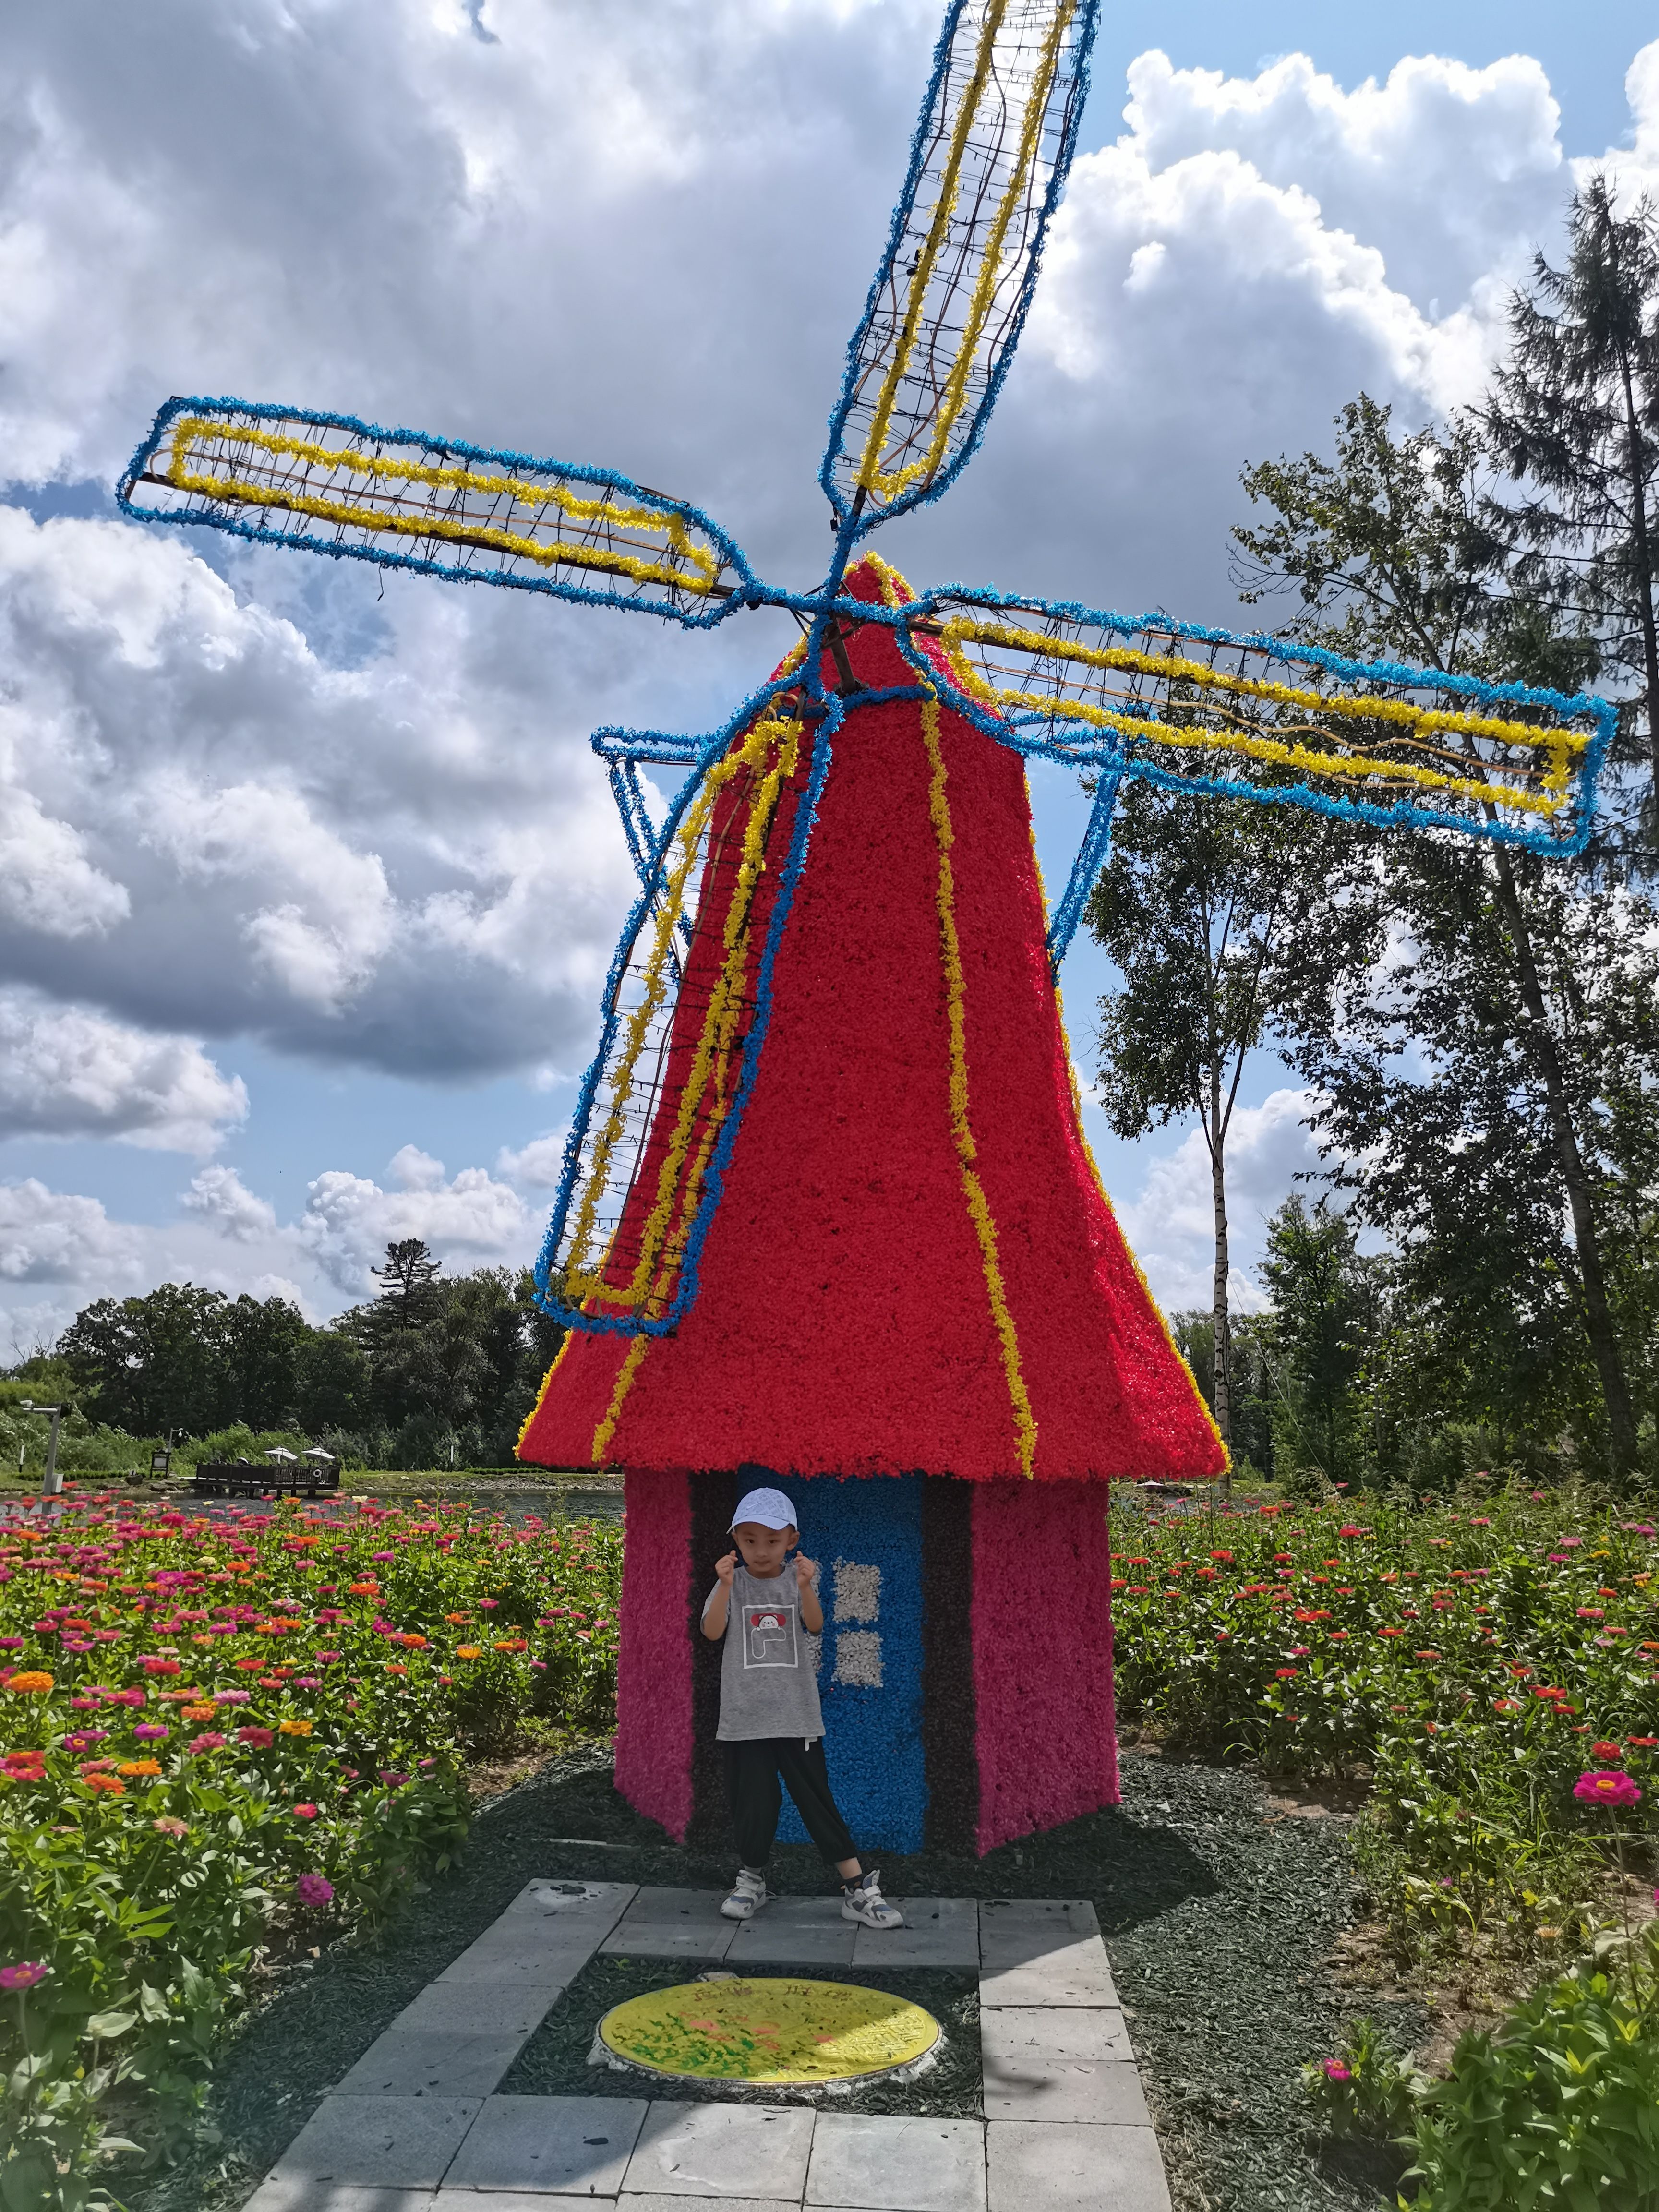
left=1046, top=763, right=1124, bottom=974
left=117, top=395, right=759, bottom=632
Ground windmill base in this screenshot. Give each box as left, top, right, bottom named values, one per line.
left=613, top=1469, right=1118, bottom=1857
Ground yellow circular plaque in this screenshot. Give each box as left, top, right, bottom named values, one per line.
left=597, top=1977, right=940, bottom=2085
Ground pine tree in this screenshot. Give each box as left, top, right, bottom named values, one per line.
left=371, top=1238, right=442, bottom=1323
left=1481, top=176, right=1659, bottom=823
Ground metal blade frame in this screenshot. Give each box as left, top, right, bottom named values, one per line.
left=890, top=587, right=1616, bottom=869
left=118, top=396, right=757, bottom=630
left=820, top=0, right=1101, bottom=535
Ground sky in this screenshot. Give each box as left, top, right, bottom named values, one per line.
left=1, top=0, right=1657, bottom=1354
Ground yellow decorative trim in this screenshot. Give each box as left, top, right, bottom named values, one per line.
left=591, top=1333, right=652, bottom=1466
left=165, top=417, right=720, bottom=595
left=516, top=1322, right=576, bottom=1459
left=938, top=617, right=1582, bottom=817
left=920, top=686, right=1037, bottom=1477
left=855, top=3, right=1077, bottom=503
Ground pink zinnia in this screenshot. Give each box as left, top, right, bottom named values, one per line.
left=295, top=1873, right=334, bottom=1908
left=1574, top=1770, right=1642, bottom=1809
left=186, top=1732, right=226, bottom=1754
left=0, top=1962, right=49, bottom=1991
left=1322, top=2059, right=1351, bottom=2082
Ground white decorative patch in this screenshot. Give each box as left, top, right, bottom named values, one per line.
left=833, top=1558, right=881, bottom=1623
left=834, top=1629, right=884, bottom=1688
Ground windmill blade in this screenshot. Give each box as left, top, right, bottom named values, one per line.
left=538, top=673, right=829, bottom=1338
left=899, top=589, right=1616, bottom=860
left=820, top=0, right=1101, bottom=533
left=119, top=397, right=754, bottom=628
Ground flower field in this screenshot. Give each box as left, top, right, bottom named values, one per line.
left=0, top=1491, right=621, bottom=2205
left=1112, top=1489, right=1659, bottom=1964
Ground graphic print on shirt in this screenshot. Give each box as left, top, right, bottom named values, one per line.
left=743, top=1598, right=800, bottom=1669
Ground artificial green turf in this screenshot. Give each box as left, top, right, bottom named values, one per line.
left=498, top=1954, right=981, bottom=2114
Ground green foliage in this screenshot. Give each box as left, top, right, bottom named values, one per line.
left=1259, top=1197, right=1387, bottom=1491
left=1300, top=2014, right=1424, bottom=2141
left=0, top=1492, right=620, bottom=2197
left=1086, top=782, right=1367, bottom=1452
left=1480, top=174, right=1659, bottom=818
left=1407, top=1931, right=1659, bottom=2211
left=1169, top=1312, right=1275, bottom=1478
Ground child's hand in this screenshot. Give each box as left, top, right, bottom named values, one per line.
left=715, top=1551, right=738, bottom=1587
left=793, top=1553, right=817, bottom=1592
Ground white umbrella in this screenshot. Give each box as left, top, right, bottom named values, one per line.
left=264, top=1446, right=298, bottom=1463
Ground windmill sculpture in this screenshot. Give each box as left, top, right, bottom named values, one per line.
left=121, top=0, right=1611, bottom=1855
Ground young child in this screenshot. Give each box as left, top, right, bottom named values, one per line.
left=700, top=1480, right=903, bottom=1928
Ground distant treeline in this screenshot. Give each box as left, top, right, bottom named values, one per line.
left=6, top=1240, right=564, bottom=1474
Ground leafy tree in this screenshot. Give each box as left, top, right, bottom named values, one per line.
left=1087, top=786, right=1364, bottom=1455
left=1234, top=396, right=1651, bottom=1477
left=1258, top=1196, right=1385, bottom=1489
left=1480, top=176, right=1659, bottom=816
left=59, top=1284, right=232, bottom=1437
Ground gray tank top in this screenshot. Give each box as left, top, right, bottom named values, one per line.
left=705, top=1562, right=825, bottom=1742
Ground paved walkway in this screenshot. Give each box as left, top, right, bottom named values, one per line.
left=243, top=1883, right=1170, bottom=2212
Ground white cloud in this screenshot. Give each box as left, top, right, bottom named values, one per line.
left=1116, top=1088, right=1328, bottom=1314
left=296, top=1161, right=534, bottom=1295
left=495, top=1130, right=569, bottom=1191
left=180, top=1164, right=278, bottom=1242
left=1578, top=42, right=1659, bottom=204
left=0, top=1178, right=142, bottom=1285
left=387, top=1144, right=447, bottom=1192
left=0, top=987, right=246, bottom=1152
left=0, top=12, right=1649, bottom=1347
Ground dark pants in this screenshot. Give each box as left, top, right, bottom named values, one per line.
left=722, top=1737, right=857, bottom=1869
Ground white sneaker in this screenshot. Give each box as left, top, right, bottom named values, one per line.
left=841, top=1870, right=904, bottom=1929
left=721, top=1867, right=770, bottom=1921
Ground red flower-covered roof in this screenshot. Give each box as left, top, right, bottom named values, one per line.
left=519, top=562, right=1225, bottom=1483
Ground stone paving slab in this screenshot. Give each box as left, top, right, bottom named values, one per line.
left=434, top=2196, right=618, bottom=2212
left=976, top=1903, right=1117, bottom=2010
left=621, top=2200, right=802, bottom=2212
left=603, top=1890, right=739, bottom=1962
left=446, top=2093, right=648, bottom=2195
left=805, top=2115, right=986, bottom=2212
left=242, top=2185, right=441, bottom=2212
left=980, top=2011, right=1146, bottom=2126
left=334, top=2029, right=526, bottom=2100
left=851, top=1899, right=978, bottom=1971
left=391, top=1982, right=565, bottom=2038
left=623, top=2102, right=817, bottom=2200
left=265, top=2096, right=483, bottom=2190
left=727, top=1897, right=856, bottom=1967
left=984, top=2122, right=1169, bottom=2212
left=439, top=1883, right=634, bottom=1980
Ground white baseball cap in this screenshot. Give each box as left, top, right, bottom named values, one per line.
left=731, top=1486, right=798, bottom=1531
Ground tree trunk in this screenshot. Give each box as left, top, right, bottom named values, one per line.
left=1208, top=1063, right=1234, bottom=1485
left=1605, top=200, right=1659, bottom=800
left=1491, top=848, right=1639, bottom=1474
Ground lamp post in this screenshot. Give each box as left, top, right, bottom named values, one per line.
left=18, top=1402, right=64, bottom=1498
